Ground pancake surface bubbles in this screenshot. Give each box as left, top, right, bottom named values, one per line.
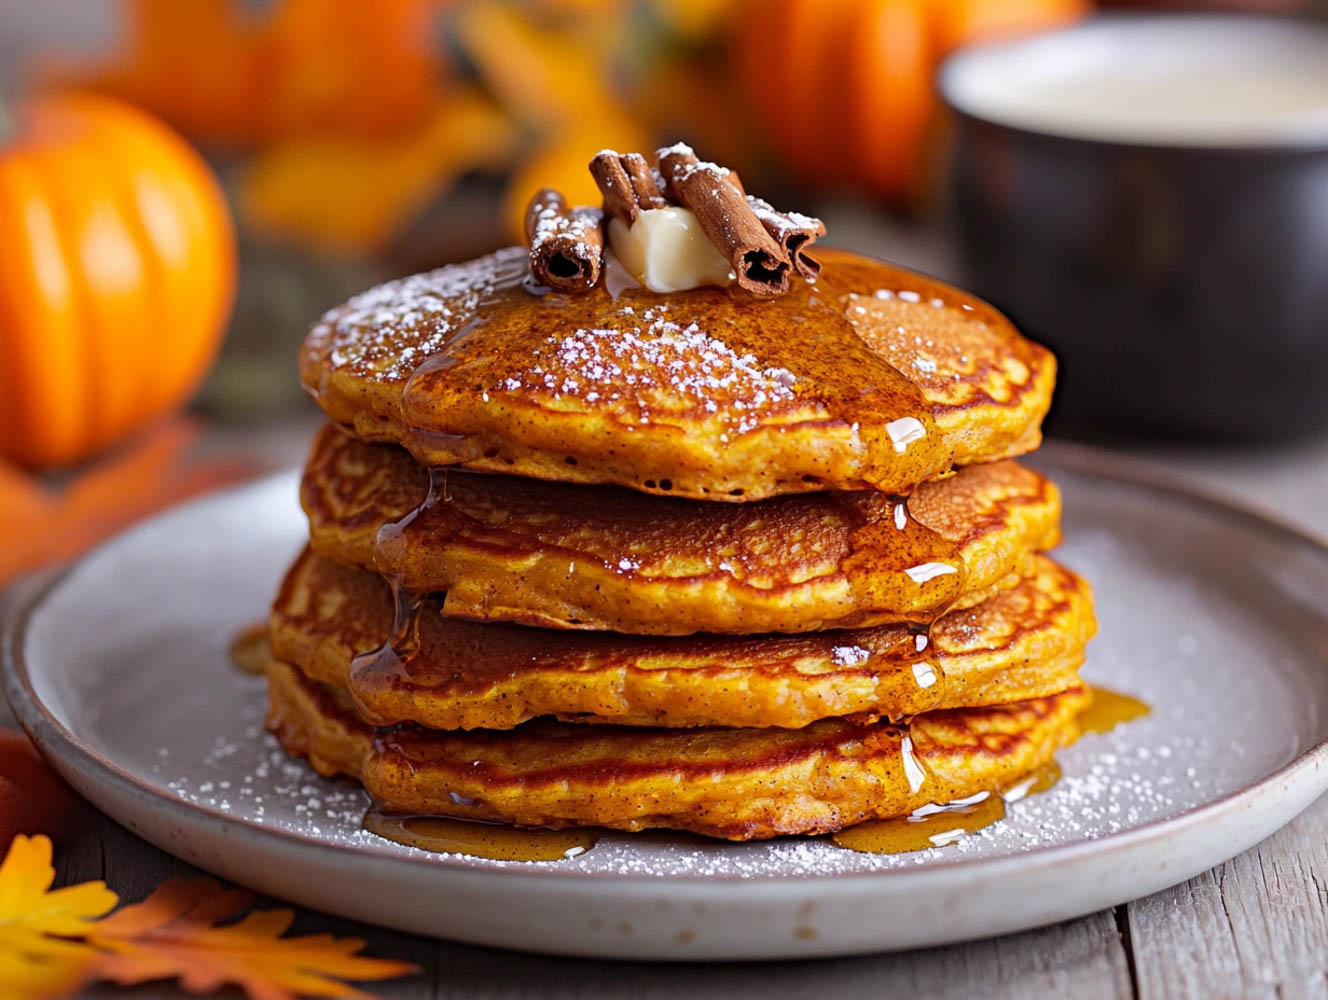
left=301, top=424, right=1061, bottom=634
left=265, top=658, right=1087, bottom=840
left=300, top=247, right=1054, bottom=499
left=269, top=550, right=1093, bottom=730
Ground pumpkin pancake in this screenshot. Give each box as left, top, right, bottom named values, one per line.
left=270, top=550, right=1093, bottom=730
left=300, top=247, right=1054, bottom=501
left=301, top=423, right=1060, bottom=634
left=265, top=658, right=1087, bottom=840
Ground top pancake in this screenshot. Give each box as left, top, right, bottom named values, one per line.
left=301, top=247, right=1054, bottom=500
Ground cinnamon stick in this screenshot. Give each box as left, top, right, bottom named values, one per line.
left=656, top=143, right=791, bottom=297
left=524, top=187, right=604, bottom=293
left=747, top=196, right=827, bottom=279
left=590, top=150, right=667, bottom=223
left=621, top=152, right=667, bottom=210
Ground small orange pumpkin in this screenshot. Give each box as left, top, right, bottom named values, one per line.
left=0, top=93, right=236, bottom=470
left=732, top=0, right=1086, bottom=201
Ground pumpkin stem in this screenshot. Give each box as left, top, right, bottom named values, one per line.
left=0, top=100, right=10, bottom=143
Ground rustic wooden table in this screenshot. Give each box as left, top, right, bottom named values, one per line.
left=2, top=424, right=1325, bottom=1000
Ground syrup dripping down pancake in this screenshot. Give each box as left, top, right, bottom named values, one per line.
left=265, top=658, right=1087, bottom=840
left=269, top=550, right=1094, bottom=730
left=301, top=424, right=1061, bottom=634
left=300, top=247, right=1054, bottom=500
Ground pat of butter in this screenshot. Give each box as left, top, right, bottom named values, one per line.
left=607, top=208, right=734, bottom=293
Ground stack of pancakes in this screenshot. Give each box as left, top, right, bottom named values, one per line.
left=266, top=246, right=1096, bottom=841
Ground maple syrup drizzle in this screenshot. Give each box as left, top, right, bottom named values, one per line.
left=1077, top=686, right=1151, bottom=735
left=1001, top=760, right=1063, bottom=802
left=362, top=808, right=597, bottom=862
left=229, top=623, right=270, bottom=675
left=348, top=468, right=449, bottom=694
left=832, top=789, right=1007, bottom=854
left=373, top=255, right=949, bottom=488
left=832, top=758, right=1069, bottom=856
left=838, top=492, right=966, bottom=637
left=832, top=685, right=1151, bottom=856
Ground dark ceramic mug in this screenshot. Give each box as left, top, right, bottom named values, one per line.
left=940, top=15, right=1328, bottom=441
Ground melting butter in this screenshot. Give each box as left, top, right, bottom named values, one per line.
left=607, top=208, right=734, bottom=293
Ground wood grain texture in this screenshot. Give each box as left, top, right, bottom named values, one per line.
left=51, top=810, right=1132, bottom=1000
left=1125, top=793, right=1328, bottom=1000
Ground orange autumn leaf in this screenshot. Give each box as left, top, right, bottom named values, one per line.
left=0, top=418, right=255, bottom=587
left=0, top=835, right=117, bottom=1000
left=457, top=2, right=619, bottom=127
left=501, top=114, right=651, bottom=243
left=87, top=878, right=417, bottom=1000
left=0, top=835, right=417, bottom=1000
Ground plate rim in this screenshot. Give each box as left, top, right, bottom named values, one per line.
left=5, top=440, right=1328, bottom=894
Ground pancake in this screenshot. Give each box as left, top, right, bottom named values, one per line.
left=302, top=423, right=1061, bottom=634
left=269, top=550, right=1094, bottom=730
left=300, top=247, right=1054, bottom=501
left=266, top=658, right=1087, bottom=840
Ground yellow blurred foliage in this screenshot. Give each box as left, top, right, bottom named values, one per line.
left=502, top=117, right=653, bottom=242
left=241, top=88, right=518, bottom=253
left=457, top=2, right=621, bottom=127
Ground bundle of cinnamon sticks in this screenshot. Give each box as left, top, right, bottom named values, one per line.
left=523, top=144, right=825, bottom=297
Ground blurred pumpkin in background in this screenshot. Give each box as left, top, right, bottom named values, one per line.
left=0, top=93, right=236, bottom=470
left=732, top=0, right=1088, bottom=202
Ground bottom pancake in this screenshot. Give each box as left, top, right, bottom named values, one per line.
left=265, top=659, right=1087, bottom=841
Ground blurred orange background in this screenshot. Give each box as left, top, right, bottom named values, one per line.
left=0, top=0, right=1315, bottom=581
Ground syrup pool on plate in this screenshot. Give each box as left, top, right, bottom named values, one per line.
left=832, top=687, right=1146, bottom=855
left=1077, top=686, right=1150, bottom=735
left=362, top=808, right=597, bottom=862
left=229, top=623, right=270, bottom=675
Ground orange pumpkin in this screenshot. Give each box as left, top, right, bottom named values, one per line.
left=732, top=0, right=1086, bottom=201
left=0, top=93, right=236, bottom=470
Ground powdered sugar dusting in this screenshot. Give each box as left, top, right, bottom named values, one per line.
left=528, top=195, right=602, bottom=255
left=658, top=142, right=733, bottom=188
left=746, top=196, right=821, bottom=238
left=830, top=645, right=871, bottom=667
left=501, top=303, right=798, bottom=432
left=305, top=248, right=528, bottom=382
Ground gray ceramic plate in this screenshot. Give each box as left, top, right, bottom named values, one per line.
left=5, top=443, right=1328, bottom=960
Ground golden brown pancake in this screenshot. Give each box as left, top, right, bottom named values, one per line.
left=270, top=550, right=1094, bottom=730
left=301, top=423, right=1060, bottom=634
left=266, top=658, right=1086, bottom=840
left=300, top=247, right=1053, bottom=500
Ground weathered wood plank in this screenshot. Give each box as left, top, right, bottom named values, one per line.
left=1127, top=792, right=1328, bottom=1000
left=68, top=822, right=1131, bottom=1000
left=428, top=910, right=1131, bottom=1000
left=44, top=809, right=1131, bottom=1000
